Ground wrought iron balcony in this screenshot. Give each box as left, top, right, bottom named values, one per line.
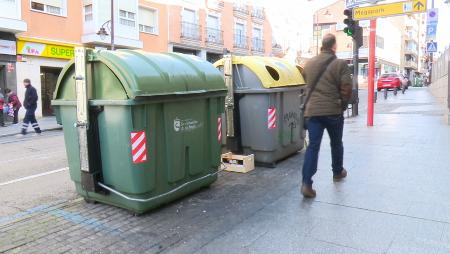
left=405, top=60, right=418, bottom=69
left=206, top=27, right=224, bottom=45
left=233, top=4, right=249, bottom=16
left=252, top=38, right=265, bottom=53
left=234, top=34, right=248, bottom=49
left=251, top=9, right=265, bottom=20
left=181, top=21, right=201, bottom=41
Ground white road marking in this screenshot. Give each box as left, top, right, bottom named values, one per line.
left=0, top=167, right=69, bottom=187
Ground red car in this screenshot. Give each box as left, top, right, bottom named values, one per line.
left=377, top=73, right=405, bottom=91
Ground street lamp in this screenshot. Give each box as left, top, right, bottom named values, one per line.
left=96, top=0, right=115, bottom=50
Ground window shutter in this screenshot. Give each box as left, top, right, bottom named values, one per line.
left=32, top=0, right=62, bottom=7
left=139, top=8, right=156, bottom=27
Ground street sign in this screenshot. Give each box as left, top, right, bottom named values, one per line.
left=353, top=0, right=427, bottom=20
left=427, top=8, right=438, bottom=24
left=426, top=42, right=437, bottom=53
left=426, top=24, right=437, bottom=40
left=346, top=0, right=382, bottom=8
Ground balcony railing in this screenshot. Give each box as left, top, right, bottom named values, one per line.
left=251, top=9, right=265, bottom=19
left=234, top=34, right=248, bottom=49
left=405, top=60, right=418, bottom=69
left=233, top=4, right=249, bottom=15
left=252, top=38, right=265, bottom=53
left=181, top=21, right=201, bottom=41
left=405, top=47, right=418, bottom=56
left=206, top=27, right=223, bottom=45
left=272, top=43, right=282, bottom=49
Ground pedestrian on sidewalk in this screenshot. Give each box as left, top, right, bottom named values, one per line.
left=20, top=79, right=41, bottom=135
left=0, top=90, right=5, bottom=127
left=5, top=88, right=22, bottom=124
left=301, top=34, right=353, bottom=198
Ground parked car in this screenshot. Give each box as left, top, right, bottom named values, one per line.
left=377, top=73, right=406, bottom=91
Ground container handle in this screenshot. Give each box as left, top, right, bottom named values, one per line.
left=174, top=90, right=207, bottom=95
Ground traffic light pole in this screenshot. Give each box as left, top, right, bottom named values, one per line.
left=352, top=38, right=359, bottom=117
left=367, top=19, right=376, bottom=127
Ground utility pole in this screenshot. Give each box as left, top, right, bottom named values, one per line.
left=352, top=36, right=359, bottom=116
left=367, top=19, right=376, bottom=126
left=111, top=0, right=115, bottom=50
left=343, top=9, right=363, bottom=117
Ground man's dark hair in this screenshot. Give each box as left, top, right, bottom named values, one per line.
left=5, top=88, right=11, bottom=93
left=321, top=34, right=336, bottom=52
left=23, top=78, right=31, bottom=84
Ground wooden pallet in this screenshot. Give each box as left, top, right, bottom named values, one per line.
left=221, top=152, right=255, bottom=173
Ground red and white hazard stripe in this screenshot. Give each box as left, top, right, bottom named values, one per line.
left=267, top=107, right=277, bottom=130
left=217, top=116, right=222, bottom=143
left=130, top=131, right=147, bottom=164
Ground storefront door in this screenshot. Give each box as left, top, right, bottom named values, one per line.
left=40, top=66, right=62, bottom=116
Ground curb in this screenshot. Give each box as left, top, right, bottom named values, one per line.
left=0, top=126, right=63, bottom=138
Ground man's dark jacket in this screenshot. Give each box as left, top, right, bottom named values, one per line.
left=303, top=50, right=353, bottom=117
left=24, top=85, right=38, bottom=110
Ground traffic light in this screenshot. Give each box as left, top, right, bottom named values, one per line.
left=343, top=9, right=363, bottom=49
left=343, top=9, right=355, bottom=36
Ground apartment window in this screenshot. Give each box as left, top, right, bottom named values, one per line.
left=139, top=7, right=158, bottom=34
left=119, top=9, right=136, bottom=27
left=234, top=22, right=246, bottom=48
left=376, top=36, right=384, bottom=49
left=181, top=9, right=200, bottom=40
left=252, top=27, right=263, bottom=51
left=207, top=15, right=222, bottom=43
left=31, top=0, right=65, bottom=16
left=84, top=4, right=93, bottom=21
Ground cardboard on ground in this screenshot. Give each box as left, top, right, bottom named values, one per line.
left=353, top=0, right=427, bottom=20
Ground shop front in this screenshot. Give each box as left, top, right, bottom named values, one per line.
left=0, top=32, right=17, bottom=96
left=16, top=38, right=75, bottom=118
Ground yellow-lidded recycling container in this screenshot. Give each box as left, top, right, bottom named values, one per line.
left=52, top=49, right=226, bottom=214
left=214, top=56, right=306, bottom=166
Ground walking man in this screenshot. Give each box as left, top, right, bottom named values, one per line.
left=301, top=34, right=353, bottom=198
left=21, top=79, right=41, bottom=135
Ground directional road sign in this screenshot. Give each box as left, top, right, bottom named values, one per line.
left=353, top=0, right=427, bottom=20
left=426, top=23, right=437, bottom=40
left=426, top=42, right=437, bottom=53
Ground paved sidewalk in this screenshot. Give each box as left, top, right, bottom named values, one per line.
left=0, top=116, right=62, bottom=138
left=2, top=88, right=450, bottom=253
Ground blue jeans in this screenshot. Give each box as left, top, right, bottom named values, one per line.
left=302, top=115, right=344, bottom=185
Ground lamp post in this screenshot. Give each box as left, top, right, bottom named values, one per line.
left=96, top=0, right=115, bottom=50
left=314, top=9, right=332, bottom=56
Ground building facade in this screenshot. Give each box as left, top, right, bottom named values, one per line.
left=0, top=0, right=26, bottom=102
left=313, top=0, right=424, bottom=86
left=0, top=0, right=276, bottom=118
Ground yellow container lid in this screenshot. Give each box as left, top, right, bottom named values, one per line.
left=214, top=56, right=306, bottom=88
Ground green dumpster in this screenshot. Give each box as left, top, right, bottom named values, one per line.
left=52, top=49, right=226, bottom=214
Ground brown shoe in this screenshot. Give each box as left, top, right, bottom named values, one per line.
left=301, top=184, right=316, bottom=198
left=333, top=168, right=347, bottom=182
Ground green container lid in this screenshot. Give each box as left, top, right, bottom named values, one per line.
left=54, top=50, right=226, bottom=102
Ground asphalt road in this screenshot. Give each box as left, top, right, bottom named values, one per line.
left=0, top=132, right=77, bottom=217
